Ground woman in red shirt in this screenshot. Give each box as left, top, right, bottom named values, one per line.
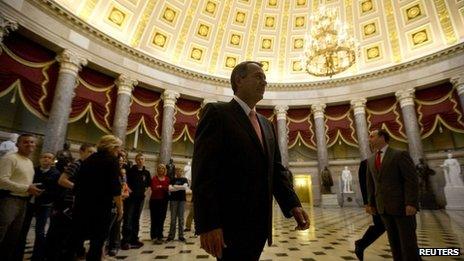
left=150, top=164, right=170, bottom=244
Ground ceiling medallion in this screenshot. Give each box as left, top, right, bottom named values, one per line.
left=153, top=33, right=167, bottom=47
left=361, top=0, right=373, bottom=13
left=162, top=7, right=176, bottom=23
left=205, top=1, right=216, bottom=15
left=303, top=7, right=358, bottom=77
left=225, top=57, right=237, bottom=68
left=230, top=34, right=241, bottom=46
left=412, top=30, right=428, bottom=45
left=366, top=46, right=380, bottom=59
left=108, top=7, right=125, bottom=27
left=406, top=5, right=421, bottom=20
left=235, top=12, right=246, bottom=24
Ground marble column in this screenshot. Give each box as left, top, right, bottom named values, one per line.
left=159, top=90, right=180, bottom=164
left=311, top=103, right=328, bottom=171
left=112, top=75, right=137, bottom=145
left=42, top=50, right=87, bottom=153
left=451, top=75, right=464, bottom=114
left=395, top=88, right=424, bottom=164
left=350, top=98, right=371, bottom=160
left=0, top=13, right=18, bottom=43
left=274, top=105, right=289, bottom=168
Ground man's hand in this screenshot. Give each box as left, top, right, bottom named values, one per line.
left=405, top=205, right=417, bottom=216
left=27, top=184, right=43, bottom=196
left=291, top=207, right=310, bottom=230
left=365, top=205, right=377, bottom=215
left=200, top=228, right=226, bottom=258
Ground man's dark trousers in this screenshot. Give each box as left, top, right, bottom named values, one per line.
left=356, top=214, right=385, bottom=250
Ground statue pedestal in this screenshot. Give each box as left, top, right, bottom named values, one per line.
left=341, top=192, right=357, bottom=207
left=321, top=194, right=339, bottom=208
left=445, top=186, right=464, bottom=210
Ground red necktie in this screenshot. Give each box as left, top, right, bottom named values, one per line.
left=375, top=150, right=382, bottom=171
left=249, top=110, right=263, bottom=145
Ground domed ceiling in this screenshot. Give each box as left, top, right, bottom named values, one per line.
left=53, top=0, right=464, bottom=83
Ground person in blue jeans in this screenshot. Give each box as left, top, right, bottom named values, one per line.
left=121, top=153, right=151, bottom=250
left=167, top=167, right=189, bottom=242
left=19, top=152, right=61, bottom=261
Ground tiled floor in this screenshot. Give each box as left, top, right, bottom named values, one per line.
left=24, top=204, right=464, bottom=260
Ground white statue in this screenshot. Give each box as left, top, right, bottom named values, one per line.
left=441, top=153, right=464, bottom=187
left=0, top=133, right=19, bottom=158
left=341, top=166, right=353, bottom=193
left=183, top=161, right=192, bottom=182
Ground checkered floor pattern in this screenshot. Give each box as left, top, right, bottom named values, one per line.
left=24, top=203, right=464, bottom=260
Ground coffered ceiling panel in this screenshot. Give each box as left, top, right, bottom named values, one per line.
left=53, top=0, right=464, bottom=83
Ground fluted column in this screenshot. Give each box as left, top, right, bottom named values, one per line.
left=159, top=90, right=180, bottom=164
left=395, top=88, right=424, bottom=164
left=451, top=75, right=464, bottom=114
left=311, top=103, right=328, bottom=171
left=42, top=50, right=87, bottom=153
left=112, top=75, right=137, bottom=145
left=0, top=13, right=18, bottom=43
left=274, top=105, right=289, bottom=168
left=351, top=98, right=371, bottom=160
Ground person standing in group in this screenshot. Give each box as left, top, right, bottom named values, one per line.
left=107, top=150, right=131, bottom=257
left=19, top=152, right=61, bottom=261
left=67, top=135, right=123, bottom=261
left=167, top=167, right=189, bottom=242
left=46, top=143, right=95, bottom=260
left=354, top=159, right=385, bottom=260
left=0, top=134, right=42, bottom=261
left=366, top=129, right=421, bottom=261
left=192, top=61, right=309, bottom=261
left=121, top=153, right=151, bottom=250
left=149, top=164, right=170, bottom=244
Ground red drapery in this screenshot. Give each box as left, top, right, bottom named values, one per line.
left=0, top=33, right=58, bottom=119
left=325, top=104, right=357, bottom=147
left=69, top=67, right=115, bottom=133
left=416, top=83, right=464, bottom=137
left=287, top=108, right=316, bottom=149
left=366, top=96, right=407, bottom=142
left=256, top=108, right=275, bottom=122
left=173, top=98, right=201, bottom=143
left=127, top=86, right=161, bottom=141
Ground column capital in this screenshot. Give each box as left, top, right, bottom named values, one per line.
left=162, top=90, right=180, bottom=108
left=451, top=75, right=464, bottom=95
left=115, top=74, right=137, bottom=96
left=350, top=98, right=367, bottom=115
left=311, top=103, right=326, bottom=119
left=395, top=88, right=415, bottom=108
left=0, top=14, right=18, bottom=43
left=56, top=50, right=87, bottom=76
left=274, top=105, right=289, bottom=120
left=201, top=98, right=216, bottom=108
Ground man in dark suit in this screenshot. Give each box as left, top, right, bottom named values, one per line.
left=192, top=61, right=309, bottom=261
left=366, top=129, right=421, bottom=261
left=354, top=159, right=385, bottom=260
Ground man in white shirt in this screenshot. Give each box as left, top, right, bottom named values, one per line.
left=0, top=134, right=43, bottom=260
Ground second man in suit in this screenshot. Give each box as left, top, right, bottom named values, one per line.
left=366, top=129, right=421, bottom=261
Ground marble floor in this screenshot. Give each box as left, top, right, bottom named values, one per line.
left=24, top=204, right=464, bottom=260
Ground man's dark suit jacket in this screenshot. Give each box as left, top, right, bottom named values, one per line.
left=366, top=147, right=419, bottom=215
left=192, top=99, right=301, bottom=248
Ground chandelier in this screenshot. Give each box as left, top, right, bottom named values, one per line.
left=303, top=7, right=358, bottom=77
